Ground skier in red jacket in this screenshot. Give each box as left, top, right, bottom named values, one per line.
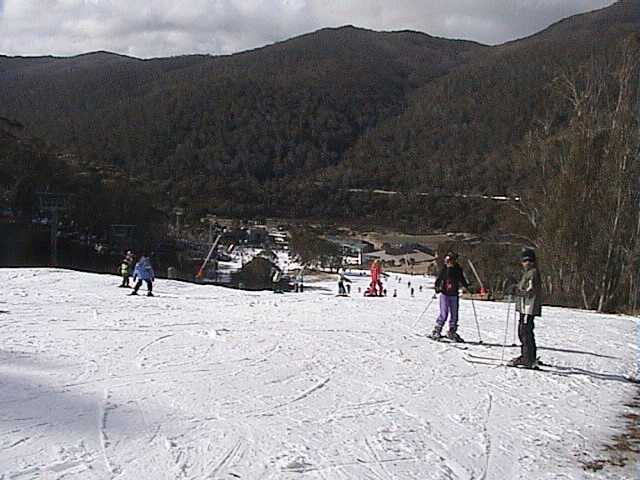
left=366, top=259, right=385, bottom=296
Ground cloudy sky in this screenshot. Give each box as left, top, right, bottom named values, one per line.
left=0, top=0, right=616, bottom=58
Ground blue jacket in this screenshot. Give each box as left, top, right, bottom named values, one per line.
left=134, top=257, right=155, bottom=281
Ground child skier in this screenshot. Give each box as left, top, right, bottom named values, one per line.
left=119, top=250, right=134, bottom=288
left=130, top=255, right=155, bottom=296
left=509, top=249, right=542, bottom=368
left=430, top=252, right=470, bottom=342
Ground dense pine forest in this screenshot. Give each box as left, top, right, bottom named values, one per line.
left=1, top=1, right=639, bottom=310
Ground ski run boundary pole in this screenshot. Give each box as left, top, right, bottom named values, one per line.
left=467, top=259, right=484, bottom=292
left=196, top=234, right=222, bottom=279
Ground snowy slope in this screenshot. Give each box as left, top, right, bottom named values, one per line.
left=0, top=268, right=637, bottom=479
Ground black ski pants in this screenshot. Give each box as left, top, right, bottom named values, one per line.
left=133, top=279, right=153, bottom=294
left=518, top=314, right=537, bottom=364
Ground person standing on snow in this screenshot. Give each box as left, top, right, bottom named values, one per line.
left=430, top=252, right=470, bottom=342
left=368, top=260, right=380, bottom=296
left=509, top=249, right=542, bottom=368
left=130, top=255, right=155, bottom=297
left=295, top=268, right=304, bottom=293
left=118, top=250, right=134, bottom=288
left=368, top=259, right=386, bottom=296
left=271, top=265, right=284, bottom=293
left=338, top=267, right=351, bottom=295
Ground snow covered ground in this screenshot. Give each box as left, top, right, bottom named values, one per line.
left=0, top=268, right=638, bottom=479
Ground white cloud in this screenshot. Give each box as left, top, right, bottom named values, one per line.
left=0, top=0, right=617, bottom=58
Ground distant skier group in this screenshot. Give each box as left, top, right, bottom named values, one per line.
left=118, top=244, right=542, bottom=368
left=337, top=248, right=542, bottom=369
left=119, top=251, right=155, bottom=297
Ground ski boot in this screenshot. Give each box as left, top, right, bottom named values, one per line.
left=507, top=355, right=540, bottom=370
left=429, top=325, right=443, bottom=340
left=446, top=330, right=464, bottom=343
left=508, top=356, right=539, bottom=369
left=129, top=291, right=138, bottom=296
left=147, top=292, right=154, bottom=297
left=507, top=356, right=526, bottom=367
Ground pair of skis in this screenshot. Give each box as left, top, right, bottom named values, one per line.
left=419, top=334, right=543, bottom=370
left=417, top=333, right=469, bottom=350
left=464, top=353, right=543, bottom=370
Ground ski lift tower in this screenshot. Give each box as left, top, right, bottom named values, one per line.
left=173, top=207, right=185, bottom=236
left=37, top=193, right=68, bottom=266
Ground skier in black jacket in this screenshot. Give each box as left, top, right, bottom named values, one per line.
left=430, top=252, right=470, bottom=342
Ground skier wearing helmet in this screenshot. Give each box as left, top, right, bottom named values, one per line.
left=509, top=248, right=543, bottom=368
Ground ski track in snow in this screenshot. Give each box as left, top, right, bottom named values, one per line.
left=0, top=268, right=637, bottom=479
left=479, top=393, right=493, bottom=480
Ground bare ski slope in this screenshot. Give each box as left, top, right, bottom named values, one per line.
left=0, top=268, right=637, bottom=479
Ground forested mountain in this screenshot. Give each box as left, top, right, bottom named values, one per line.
left=0, top=0, right=638, bottom=230
left=331, top=0, right=640, bottom=195
left=0, top=117, right=160, bottom=231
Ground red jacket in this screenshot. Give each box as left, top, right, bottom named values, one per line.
left=370, top=262, right=381, bottom=281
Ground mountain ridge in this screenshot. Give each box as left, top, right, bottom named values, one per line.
left=0, top=0, right=637, bottom=230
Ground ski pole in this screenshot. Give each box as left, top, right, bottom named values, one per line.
left=412, top=294, right=437, bottom=329
left=512, top=299, right=518, bottom=346
left=470, top=297, right=483, bottom=344
left=500, top=294, right=511, bottom=365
